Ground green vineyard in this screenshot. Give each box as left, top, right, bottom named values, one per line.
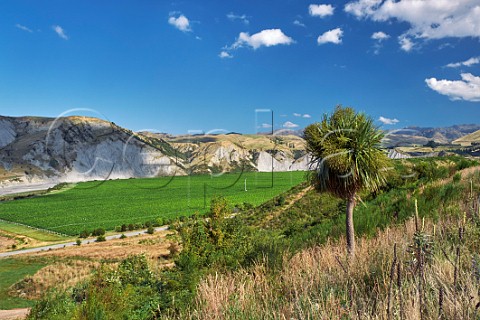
left=0, top=171, right=306, bottom=235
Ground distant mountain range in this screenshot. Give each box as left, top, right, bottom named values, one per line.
left=1, top=115, right=480, bottom=186
left=382, top=124, right=480, bottom=147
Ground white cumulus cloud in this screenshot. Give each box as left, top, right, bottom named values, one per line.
left=52, top=25, right=68, bottom=40
left=283, top=121, right=299, bottom=128
left=399, top=35, right=414, bottom=52
left=345, top=0, right=480, bottom=44
left=371, top=31, right=389, bottom=40
left=219, top=51, right=233, bottom=59
left=425, top=73, right=480, bottom=102
left=309, top=4, right=335, bottom=17
left=231, top=29, right=294, bottom=50
left=379, top=116, right=399, bottom=125
left=16, top=24, right=33, bottom=33
left=293, top=113, right=302, bottom=117
left=446, top=57, right=480, bottom=68
left=303, top=114, right=312, bottom=118
left=317, top=28, right=343, bottom=44
left=168, top=14, right=191, bottom=32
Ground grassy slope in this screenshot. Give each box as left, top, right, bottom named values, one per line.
left=0, top=259, right=46, bottom=309
left=185, top=163, right=480, bottom=319
left=0, top=172, right=305, bottom=235
left=453, top=129, right=480, bottom=145
left=0, top=221, right=68, bottom=242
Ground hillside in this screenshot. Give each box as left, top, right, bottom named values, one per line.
left=382, top=124, right=480, bottom=147
left=0, top=116, right=309, bottom=188
left=0, top=116, right=184, bottom=186
left=2, top=115, right=480, bottom=188
left=157, top=133, right=308, bottom=173
left=452, top=129, right=480, bottom=146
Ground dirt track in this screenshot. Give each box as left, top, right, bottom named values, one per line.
left=0, top=308, right=29, bottom=320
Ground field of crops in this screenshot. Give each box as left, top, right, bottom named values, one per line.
left=0, top=172, right=305, bottom=235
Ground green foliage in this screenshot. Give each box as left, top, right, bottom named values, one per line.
left=95, top=235, right=106, bottom=242
left=91, top=228, right=105, bottom=237
left=30, top=255, right=162, bottom=320
left=78, top=230, right=89, bottom=238
left=304, top=105, right=390, bottom=199
left=0, top=172, right=304, bottom=235
left=453, top=172, right=462, bottom=183
left=76, top=239, right=81, bottom=246
left=0, top=259, right=47, bottom=309
left=27, top=156, right=480, bottom=319
left=146, top=226, right=155, bottom=234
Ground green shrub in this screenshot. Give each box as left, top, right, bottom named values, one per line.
left=91, top=228, right=105, bottom=237
left=453, top=172, right=462, bottom=183
left=95, top=235, right=106, bottom=242
left=147, top=226, right=155, bottom=234
left=76, top=239, right=81, bottom=246
left=79, top=230, right=89, bottom=238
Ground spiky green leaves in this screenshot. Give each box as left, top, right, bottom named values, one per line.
left=304, top=106, right=390, bottom=199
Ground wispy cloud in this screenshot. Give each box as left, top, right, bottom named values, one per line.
left=446, top=57, right=480, bottom=68
left=15, top=24, right=33, bottom=33
left=425, top=73, right=480, bottom=102
left=317, top=28, right=343, bottom=45
left=219, top=51, right=233, bottom=59
left=293, top=113, right=311, bottom=118
left=371, top=31, right=390, bottom=54
left=379, top=116, right=399, bottom=125
left=309, top=4, right=335, bottom=17
left=283, top=121, right=299, bottom=128
left=260, top=123, right=272, bottom=128
left=168, top=13, right=191, bottom=32
left=399, top=35, right=413, bottom=52
left=227, top=12, right=250, bottom=25
left=293, top=19, right=306, bottom=27
left=52, top=25, right=69, bottom=40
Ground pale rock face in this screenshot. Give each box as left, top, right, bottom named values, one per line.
left=387, top=149, right=411, bottom=159
left=0, top=119, right=16, bottom=148
left=61, top=133, right=182, bottom=182
left=1, top=116, right=309, bottom=189
left=256, top=151, right=309, bottom=172
left=290, top=154, right=311, bottom=171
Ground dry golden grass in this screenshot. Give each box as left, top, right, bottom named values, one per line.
left=10, top=260, right=101, bottom=300
left=191, top=217, right=480, bottom=320
left=31, top=231, right=173, bottom=261
left=8, top=231, right=177, bottom=303
left=0, top=235, right=15, bottom=250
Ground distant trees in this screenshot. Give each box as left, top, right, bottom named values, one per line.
left=304, top=106, right=390, bottom=257
left=424, top=140, right=439, bottom=148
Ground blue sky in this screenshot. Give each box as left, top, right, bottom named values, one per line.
left=1, top=0, right=479, bottom=134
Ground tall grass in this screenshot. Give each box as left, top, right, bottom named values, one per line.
left=185, top=171, right=480, bottom=319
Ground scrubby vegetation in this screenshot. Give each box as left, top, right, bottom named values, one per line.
left=20, top=155, right=480, bottom=319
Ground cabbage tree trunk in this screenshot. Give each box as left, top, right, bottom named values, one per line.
left=346, top=193, right=356, bottom=257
